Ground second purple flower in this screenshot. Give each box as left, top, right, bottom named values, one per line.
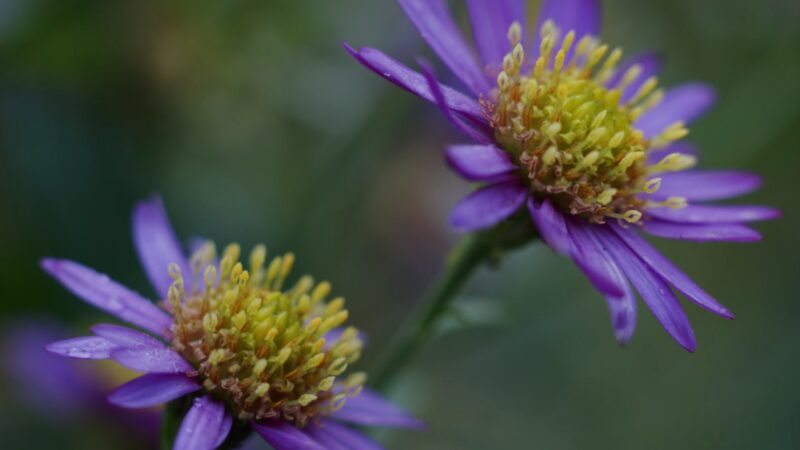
left=347, top=0, right=779, bottom=351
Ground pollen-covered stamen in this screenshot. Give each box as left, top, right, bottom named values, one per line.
left=484, top=20, right=692, bottom=224
left=166, top=244, right=364, bottom=427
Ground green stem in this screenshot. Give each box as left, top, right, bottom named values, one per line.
left=370, top=234, right=492, bottom=391
left=370, top=215, right=538, bottom=392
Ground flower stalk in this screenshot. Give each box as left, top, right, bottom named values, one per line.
left=371, top=216, right=537, bottom=390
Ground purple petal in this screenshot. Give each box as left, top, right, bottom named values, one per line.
left=252, top=420, right=325, bottom=450
left=174, top=396, right=232, bottom=450
left=646, top=204, right=781, bottom=224
left=108, top=373, right=200, bottom=409
left=527, top=198, right=572, bottom=255
left=333, top=388, right=425, bottom=429
left=344, top=45, right=485, bottom=122
left=608, top=53, right=663, bottom=103
left=565, top=220, right=626, bottom=298
left=598, top=254, right=638, bottom=346
left=647, top=141, right=699, bottom=165
left=397, top=0, right=490, bottom=95
left=6, top=324, right=100, bottom=415
left=642, top=220, right=762, bottom=243
left=644, top=171, right=762, bottom=202
left=445, top=145, right=517, bottom=181
left=418, top=59, right=494, bottom=144
left=612, top=224, right=734, bottom=318
left=132, top=196, right=191, bottom=300
left=467, top=0, right=526, bottom=67
left=535, top=0, right=600, bottom=61
left=567, top=223, right=638, bottom=345
left=45, top=336, right=116, bottom=360
left=605, top=290, right=637, bottom=345
left=308, top=420, right=384, bottom=450
left=111, top=347, right=193, bottom=374
left=635, top=83, right=716, bottom=138
left=449, top=179, right=528, bottom=231
left=91, top=324, right=165, bottom=348
left=594, top=227, right=696, bottom=352
left=40, top=258, right=172, bottom=337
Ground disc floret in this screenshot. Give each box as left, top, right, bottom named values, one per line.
left=485, top=21, right=691, bottom=223
left=166, top=243, right=364, bottom=427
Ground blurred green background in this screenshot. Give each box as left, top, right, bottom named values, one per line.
left=1, top=0, right=798, bottom=449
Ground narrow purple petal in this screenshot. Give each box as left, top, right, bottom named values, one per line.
left=612, top=224, right=734, bottom=318
left=566, top=221, right=637, bottom=345
left=252, top=420, right=325, bottom=450
left=308, top=420, right=384, bottom=450
left=565, top=220, right=626, bottom=298
left=397, top=0, right=490, bottom=95
left=108, top=373, right=200, bottom=408
left=606, top=293, right=638, bottom=345
left=111, top=347, right=193, bottom=374
left=641, top=220, right=762, bottom=243
left=647, top=204, right=781, bottom=224
left=644, top=171, right=762, bottom=202
left=132, top=196, right=190, bottom=300
left=647, top=141, right=699, bottom=165
left=594, top=227, right=696, bottom=352
left=7, top=324, right=99, bottom=414
left=445, top=145, right=517, bottom=181
left=535, top=0, right=601, bottom=61
left=45, top=336, right=116, bottom=360
left=635, top=83, right=716, bottom=138
left=527, top=198, right=572, bottom=255
left=174, top=396, right=231, bottom=450
left=40, top=258, right=171, bottom=337
left=418, top=59, right=494, bottom=144
left=467, top=0, right=526, bottom=67
left=91, top=324, right=165, bottom=348
left=344, top=45, right=485, bottom=121
left=608, top=53, right=663, bottom=103
left=450, top=179, right=528, bottom=231
left=333, top=388, right=424, bottom=429
left=598, top=254, right=638, bottom=346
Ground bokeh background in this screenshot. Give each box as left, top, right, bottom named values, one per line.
left=1, top=0, right=798, bottom=448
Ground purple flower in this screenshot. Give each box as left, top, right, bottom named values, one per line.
left=346, top=0, right=780, bottom=351
left=42, top=196, right=423, bottom=450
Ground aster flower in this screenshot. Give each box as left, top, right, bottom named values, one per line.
left=346, top=0, right=779, bottom=351
left=42, top=197, right=422, bottom=450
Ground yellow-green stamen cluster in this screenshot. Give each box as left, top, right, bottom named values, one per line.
left=484, top=21, right=692, bottom=223
left=166, top=243, right=364, bottom=427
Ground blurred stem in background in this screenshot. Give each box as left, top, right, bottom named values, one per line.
left=371, top=216, right=539, bottom=391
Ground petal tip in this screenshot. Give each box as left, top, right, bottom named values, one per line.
left=341, top=41, right=358, bottom=57
left=43, top=342, right=62, bottom=355
left=39, top=257, right=59, bottom=274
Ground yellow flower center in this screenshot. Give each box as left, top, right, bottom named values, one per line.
left=166, top=243, right=364, bottom=427
left=485, top=21, right=691, bottom=223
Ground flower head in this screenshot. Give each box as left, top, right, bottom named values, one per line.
left=347, top=0, right=780, bottom=350
left=42, top=197, right=422, bottom=450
